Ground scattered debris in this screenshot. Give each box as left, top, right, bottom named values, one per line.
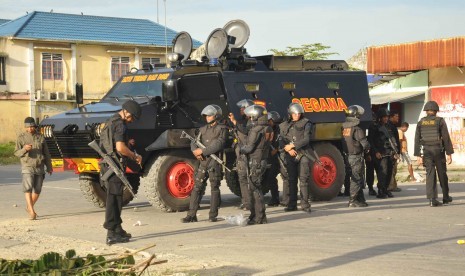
left=223, top=214, right=247, bottom=226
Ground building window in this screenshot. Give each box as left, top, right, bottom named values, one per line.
left=141, top=57, right=161, bottom=69
left=42, top=53, right=63, bottom=80
left=0, top=57, right=5, bottom=85
left=111, top=57, right=130, bottom=81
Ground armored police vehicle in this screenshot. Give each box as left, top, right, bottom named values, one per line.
left=39, top=20, right=371, bottom=212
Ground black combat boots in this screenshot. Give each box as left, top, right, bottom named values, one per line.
left=267, top=198, right=280, bottom=207
left=430, top=198, right=442, bottom=207
left=106, top=230, right=130, bottom=245
left=284, top=206, right=298, bottom=212
left=115, top=225, right=132, bottom=238
left=348, top=197, right=368, bottom=208
left=181, top=215, right=198, bottom=223
left=443, top=196, right=453, bottom=205
left=376, top=189, right=387, bottom=199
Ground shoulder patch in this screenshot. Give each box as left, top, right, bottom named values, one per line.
left=342, top=128, right=351, bottom=137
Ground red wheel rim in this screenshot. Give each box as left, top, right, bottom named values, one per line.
left=312, top=156, right=337, bottom=189
left=166, top=162, right=195, bottom=198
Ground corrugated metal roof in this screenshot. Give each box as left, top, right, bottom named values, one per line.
left=0, top=19, right=10, bottom=25
left=0, top=11, right=202, bottom=47
left=367, top=37, right=465, bottom=74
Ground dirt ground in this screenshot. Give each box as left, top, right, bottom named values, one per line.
left=0, top=163, right=465, bottom=276
left=0, top=217, right=233, bottom=275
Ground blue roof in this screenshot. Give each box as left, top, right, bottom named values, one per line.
left=0, top=19, right=10, bottom=25
left=0, top=11, right=202, bottom=47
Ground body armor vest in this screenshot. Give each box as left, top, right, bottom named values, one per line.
left=99, top=115, right=121, bottom=157
left=342, top=126, right=363, bottom=155
left=199, top=123, right=225, bottom=147
left=284, top=117, right=310, bottom=150
left=420, top=117, right=441, bottom=146
left=247, top=125, right=270, bottom=161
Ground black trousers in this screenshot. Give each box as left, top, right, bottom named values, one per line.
left=248, top=159, right=267, bottom=222
left=263, top=157, right=280, bottom=202
left=374, top=155, right=393, bottom=193
left=423, top=146, right=449, bottom=199
left=188, top=159, right=222, bottom=218
left=103, top=176, right=124, bottom=232
left=365, top=156, right=375, bottom=190
left=348, top=155, right=365, bottom=197
left=285, top=155, right=311, bottom=209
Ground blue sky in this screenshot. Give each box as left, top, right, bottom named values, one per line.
left=0, top=0, right=463, bottom=59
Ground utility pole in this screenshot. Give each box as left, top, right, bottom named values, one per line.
left=164, top=0, right=167, bottom=56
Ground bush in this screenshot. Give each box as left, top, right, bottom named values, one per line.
left=0, top=142, right=19, bottom=165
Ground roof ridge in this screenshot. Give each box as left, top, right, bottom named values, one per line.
left=32, top=10, right=156, bottom=23
left=13, top=11, right=36, bottom=37
left=0, top=12, right=29, bottom=28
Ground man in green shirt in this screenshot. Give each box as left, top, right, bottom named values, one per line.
left=14, top=117, right=52, bottom=220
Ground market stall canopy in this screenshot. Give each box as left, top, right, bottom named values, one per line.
left=370, top=90, right=425, bottom=105
left=369, top=70, right=428, bottom=104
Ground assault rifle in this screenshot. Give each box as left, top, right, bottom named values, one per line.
left=88, top=140, right=136, bottom=198
left=180, top=131, right=231, bottom=172
left=270, top=143, right=287, bottom=174
left=379, top=125, right=400, bottom=159
left=279, top=134, right=328, bottom=172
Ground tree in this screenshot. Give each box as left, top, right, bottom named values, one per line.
left=268, top=43, right=338, bottom=60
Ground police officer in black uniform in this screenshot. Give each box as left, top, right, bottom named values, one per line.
left=228, top=99, right=254, bottom=210
left=414, top=101, right=454, bottom=207
left=368, top=108, right=400, bottom=199
left=263, top=111, right=287, bottom=207
left=240, top=105, right=272, bottom=224
left=279, top=102, right=312, bottom=212
left=99, top=100, right=142, bottom=245
left=366, top=111, right=378, bottom=196
left=182, top=104, right=227, bottom=222
left=342, top=105, right=370, bottom=207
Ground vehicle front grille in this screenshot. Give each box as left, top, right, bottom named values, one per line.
left=45, top=138, right=62, bottom=159
left=53, top=133, right=99, bottom=158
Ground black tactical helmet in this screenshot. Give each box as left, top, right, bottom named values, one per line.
left=122, top=100, right=142, bottom=120
left=346, top=105, right=365, bottom=118
left=288, top=102, right=305, bottom=114
left=377, top=108, right=390, bottom=118
left=244, top=105, right=267, bottom=121
left=423, top=100, right=439, bottom=111
left=267, top=111, right=281, bottom=122
left=236, top=99, right=255, bottom=108
left=24, top=117, right=37, bottom=127
left=201, top=104, right=222, bottom=119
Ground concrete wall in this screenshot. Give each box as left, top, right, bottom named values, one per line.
left=0, top=36, right=168, bottom=142
left=0, top=98, right=30, bottom=143
left=0, top=39, right=30, bottom=93
left=401, top=94, right=426, bottom=157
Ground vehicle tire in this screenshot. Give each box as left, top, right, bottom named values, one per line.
left=141, top=150, right=198, bottom=212
left=308, top=142, right=345, bottom=201
left=79, top=172, right=137, bottom=208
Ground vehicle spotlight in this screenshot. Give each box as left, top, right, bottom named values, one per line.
left=166, top=53, right=184, bottom=63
